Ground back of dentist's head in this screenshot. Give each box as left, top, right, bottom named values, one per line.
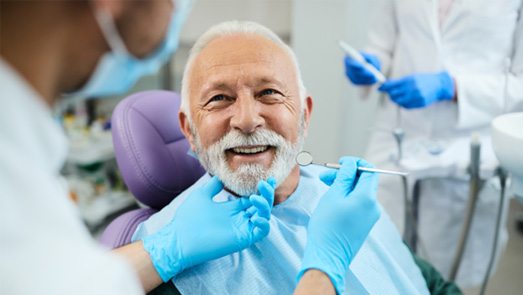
left=67, top=0, right=192, bottom=100
left=1, top=0, right=191, bottom=103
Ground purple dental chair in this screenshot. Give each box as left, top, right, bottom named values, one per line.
left=99, top=90, right=205, bottom=249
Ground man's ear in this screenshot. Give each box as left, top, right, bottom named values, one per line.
left=302, top=96, right=313, bottom=137
left=179, top=111, right=197, bottom=151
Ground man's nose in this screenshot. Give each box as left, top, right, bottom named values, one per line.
left=230, top=96, right=264, bottom=133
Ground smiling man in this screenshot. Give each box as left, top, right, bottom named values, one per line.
left=133, top=21, right=432, bottom=294
left=179, top=23, right=311, bottom=203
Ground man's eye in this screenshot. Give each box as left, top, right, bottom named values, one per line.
left=260, top=89, right=279, bottom=96
left=209, top=94, right=227, bottom=102
left=203, top=94, right=234, bottom=109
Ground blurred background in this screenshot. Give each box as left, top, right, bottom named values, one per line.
left=57, top=0, right=379, bottom=231
left=54, top=1, right=522, bottom=294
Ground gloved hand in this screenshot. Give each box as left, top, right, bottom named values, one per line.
left=378, top=71, right=455, bottom=109
left=297, top=157, right=380, bottom=294
left=344, top=51, right=382, bottom=85
left=143, top=176, right=276, bottom=282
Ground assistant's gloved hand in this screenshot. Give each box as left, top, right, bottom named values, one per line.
left=344, top=51, right=382, bottom=85
left=378, top=71, right=455, bottom=109
left=297, top=157, right=381, bottom=294
left=143, top=176, right=276, bottom=282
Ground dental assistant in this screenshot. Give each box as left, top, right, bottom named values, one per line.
left=344, top=0, right=523, bottom=286
left=0, top=1, right=276, bottom=293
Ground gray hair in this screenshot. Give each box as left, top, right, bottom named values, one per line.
left=179, top=20, right=307, bottom=119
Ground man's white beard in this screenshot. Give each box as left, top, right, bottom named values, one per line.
left=191, top=120, right=305, bottom=197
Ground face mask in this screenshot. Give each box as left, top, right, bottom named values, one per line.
left=66, top=0, right=191, bottom=99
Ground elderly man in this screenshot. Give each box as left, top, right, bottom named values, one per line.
left=134, top=21, right=435, bottom=294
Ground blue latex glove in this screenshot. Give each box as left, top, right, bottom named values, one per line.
left=297, top=157, right=381, bottom=294
left=143, top=176, right=276, bottom=282
left=344, top=51, right=382, bottom=85
left=378, top=71, right=455, bottom=109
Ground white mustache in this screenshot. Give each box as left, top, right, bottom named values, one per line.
left=192, top=123, right=304, bottom=196
left=217, top=129, right=286, bottom=151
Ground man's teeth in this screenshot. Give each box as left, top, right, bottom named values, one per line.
left=232, top=146, right=269, bottom=154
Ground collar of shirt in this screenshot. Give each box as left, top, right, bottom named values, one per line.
left=0, top=58, right=68, bottom=175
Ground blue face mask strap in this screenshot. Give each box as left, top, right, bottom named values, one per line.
left=148, top=0, right=191, bottom=57
left=93, top=0, right=188, bottom=60
left=92, top=4, right=130, bottom=56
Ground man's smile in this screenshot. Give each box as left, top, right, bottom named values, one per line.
left=225, top=145, right=276, bottom=168
left=229, top=145, right=272, bottom=154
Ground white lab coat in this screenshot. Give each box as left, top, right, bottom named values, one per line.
left=362, top=0, right=523, bottom=287
left=0, top=59, right=143, bottom=294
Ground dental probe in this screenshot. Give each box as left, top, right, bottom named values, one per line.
left=296, top=151, right=408, bottom=177
left=322, top=162, right=409, bottom=177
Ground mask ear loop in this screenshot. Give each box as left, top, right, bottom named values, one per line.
left=91, top=4, right=130, bottom=56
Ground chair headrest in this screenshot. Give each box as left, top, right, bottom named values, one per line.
left=112, top=90, right=205, bottom=209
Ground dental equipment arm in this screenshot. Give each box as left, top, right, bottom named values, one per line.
left=449, top=134, right=483, bottom=281
left=480, top=167, right=508, bottom=295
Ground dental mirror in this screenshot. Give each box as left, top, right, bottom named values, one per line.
left=296, top=151, right=314, bottom=166
left=296, top=151, right=409, bottom=177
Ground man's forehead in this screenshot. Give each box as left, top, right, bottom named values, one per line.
left=198, top=75, right=288, bottom=96
left=193, top=34, right=292, bottom=71
left=189, top=34, right=297, bottom=91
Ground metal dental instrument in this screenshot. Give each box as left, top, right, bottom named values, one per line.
left=296, top=151, right=408, bottom=177
left=338, top=40, right=387, bottom=83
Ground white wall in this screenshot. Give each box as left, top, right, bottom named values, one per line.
left=292, top=0, right=380, bottom=161
left=179, top=0, right=293, bottom=43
